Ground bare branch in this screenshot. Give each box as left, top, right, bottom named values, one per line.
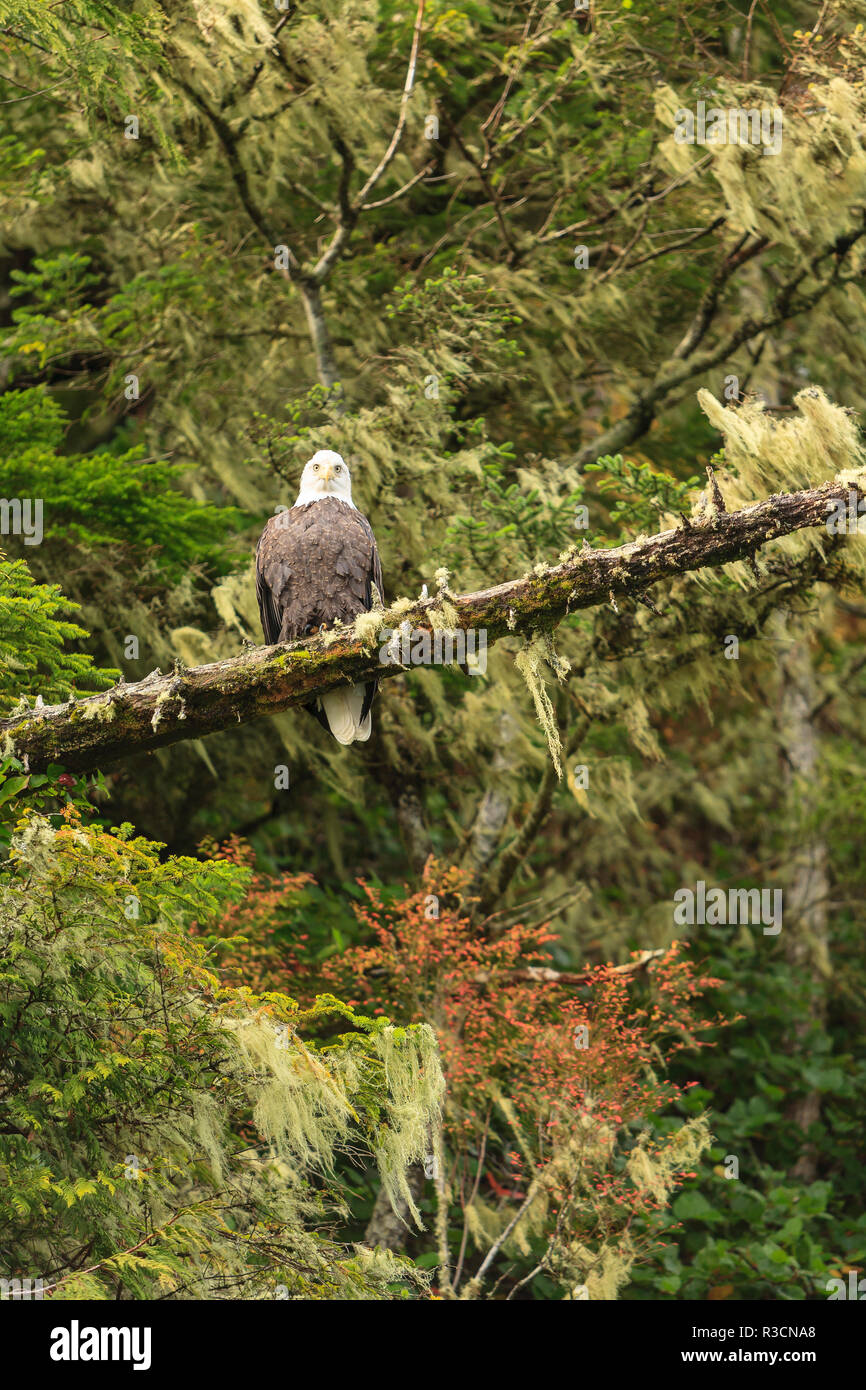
left=473, top=949, right=667, bottom=990
left=353, top=0, right=426, bottom=208
left=361, top=160, right=435, bottom=211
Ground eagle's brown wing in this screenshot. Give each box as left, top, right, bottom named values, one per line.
left=254, top=496, right=384, bottom=728
left=353, top=509, right=385, bottom=610
left=349, top=509, right=384, bottom=724
left=255, top=532, right=285, bottom=646
left=255, top=497, right=382, bottom=640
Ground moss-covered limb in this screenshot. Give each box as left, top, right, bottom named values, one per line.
left=3, top=471, right=864, bottom=774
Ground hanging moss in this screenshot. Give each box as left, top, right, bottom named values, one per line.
left=515, top=636, right=566, bottom=777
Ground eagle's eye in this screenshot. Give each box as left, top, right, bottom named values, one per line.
left=334, top=464, right=342, bottom=472
left=313, top=464, right=320, bottom=472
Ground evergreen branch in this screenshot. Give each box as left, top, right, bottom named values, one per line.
left=475, top=720, right=587, bottom=916
left=0, top=25, right=51, bottom=54
left=4, top=471, right=865, bottom=773
left=311, top=132, right=359, bottom=284
left=39, top=1211, right=183, bottom=1294
left=361, top=160, right=436, bottom=211
left=534, top=156, right=715, bottom=248
left=613, top=216, right=726, bottom=274
left=671, top=232, right=770, bottom=361
left=219, top=7, right=296, bottom=111
left=441, top=110, right=520, bottom=259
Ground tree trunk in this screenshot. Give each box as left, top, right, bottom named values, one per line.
left=363, top=1164, right=427, bottom=1251
left=299, top=279, right=342, bottom=392
left=775, top=614, right=830, bottom=1182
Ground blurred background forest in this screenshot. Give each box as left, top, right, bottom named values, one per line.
left=1, top=0, right=865, bottom=1301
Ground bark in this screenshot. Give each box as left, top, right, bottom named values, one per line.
left=395, top=786, right=434, bottom=872
left=298, top=279, right=342, bottom=391
left=3, top=471, right=864, bottom=774
left=462, top=712, right=520, bottom=875
left=363, top=1163, right=426, bottom=1251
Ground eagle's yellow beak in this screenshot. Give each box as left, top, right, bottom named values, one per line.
left=320, top=462, right=334, bottom=481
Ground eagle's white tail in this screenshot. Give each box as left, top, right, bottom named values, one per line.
left=320, top=685, right=372, bottom=745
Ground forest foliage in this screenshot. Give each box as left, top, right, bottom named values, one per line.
left=1, top=0, right=865, bottom=1300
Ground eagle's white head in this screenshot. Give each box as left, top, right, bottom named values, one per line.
left=294, top=450, right=355, bottom=508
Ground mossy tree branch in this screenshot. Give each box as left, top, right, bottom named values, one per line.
left=4, top=471, right=864, bottom=774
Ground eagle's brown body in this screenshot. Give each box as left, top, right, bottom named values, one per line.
left=255, top=495, right=384, bottom=739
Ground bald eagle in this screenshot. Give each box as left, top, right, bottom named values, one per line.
left=255, top=450, right=384, bottom=745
